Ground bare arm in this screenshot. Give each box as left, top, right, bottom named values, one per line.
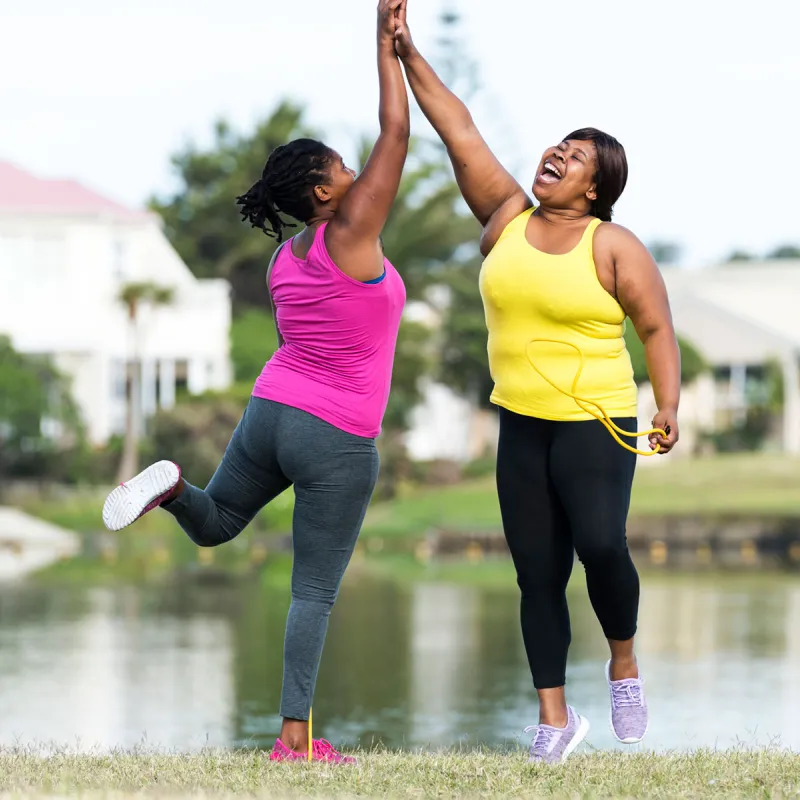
left=395, top=0, right=530, bottom=254
left=326, top=0, right=409, bottom=279
left=612, top=225, right=681, bottom=454
left=266, top=243, right=286, bottom=348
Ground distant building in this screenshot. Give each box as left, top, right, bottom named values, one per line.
left=0, top=162, right=232, bottom=445
left=661, top=262, right=800, bottom=455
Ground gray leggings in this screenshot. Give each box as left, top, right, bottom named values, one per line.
left=163, top=396, right=379, bottom=720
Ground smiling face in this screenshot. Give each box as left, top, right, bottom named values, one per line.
left=532, top=139, right=598, bottom=213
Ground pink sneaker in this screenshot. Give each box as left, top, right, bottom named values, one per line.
left=102, top=461, right=181, bottom=531
left=269, top=738, right=356, bottom=765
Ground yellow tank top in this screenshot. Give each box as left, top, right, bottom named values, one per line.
left=479, top=208, right=637, bottom=422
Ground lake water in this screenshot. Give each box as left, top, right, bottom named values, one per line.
left=1, top=567, right=799, bottom=753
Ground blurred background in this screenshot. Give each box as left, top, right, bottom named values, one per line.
left=1, top=0, right=800, bottom=755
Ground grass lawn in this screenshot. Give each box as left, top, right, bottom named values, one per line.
left=1, top=748, right=798, bottom=799
left=362, top=453, right=800, bottom=537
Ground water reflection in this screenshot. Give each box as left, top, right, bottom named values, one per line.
left=0, top=570, right=798, bottom=753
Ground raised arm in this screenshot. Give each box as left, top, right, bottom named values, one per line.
left=610, top=225, right=681, bottom=454
left=395, top=0, right=531, bottom=255
left=326, top=0, right=410, bottom=279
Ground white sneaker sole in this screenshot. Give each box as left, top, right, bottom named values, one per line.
left=606, top=659, right=648, bottom=744
left=561, top=714, right=590, bottom=762
left=102, top=461, right=180, bottom=532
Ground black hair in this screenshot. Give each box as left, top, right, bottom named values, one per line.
left=563, top=128, right=628, bottom=222
left=236, top=138, right=336, bottom=242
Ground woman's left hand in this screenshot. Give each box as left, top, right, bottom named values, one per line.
left=649, top=408, right=679, bottom=454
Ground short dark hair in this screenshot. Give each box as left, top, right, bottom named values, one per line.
left=236, top=138, right=335, bottom=242
left=563, top=128, right=628, bottom=222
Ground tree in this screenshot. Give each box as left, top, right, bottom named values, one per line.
left=768, top=244, right=800, bottom=259
left=624, top=326, right=707, bottom=386
left=647, top=241, right=682, bottom=266
left=230, top=309, right=280, bottom=384
left=363, top=136, right=479, bottom=303
left=376, top=320, right=432, bottom=499
left=726, top=249, right=756, bottom=263
left=437, top=257, right=492, bottom=408
left=0, top=336, right=82, bottom=480
left=150, top=103, right=316, bottom=312
left=145, top=395, right=245, bottom=490
left=117, top=282, right=174, bottom=483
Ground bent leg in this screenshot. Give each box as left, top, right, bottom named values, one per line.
left=164, top=398, right=291, bottom=547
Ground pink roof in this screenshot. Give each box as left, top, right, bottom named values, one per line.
left=0, top=161, right=149, bottom=220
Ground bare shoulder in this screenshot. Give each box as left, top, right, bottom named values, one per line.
left=479, top=191, right=534, bottom=257
left=593, top=222, right=649, bottom=261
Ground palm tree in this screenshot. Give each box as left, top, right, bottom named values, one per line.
left=116, top=282, right=174, bottom=483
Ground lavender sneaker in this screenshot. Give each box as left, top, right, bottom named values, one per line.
left=606, top=660, right=648, bottom=743
left=524, top=706, right=590, bottom=764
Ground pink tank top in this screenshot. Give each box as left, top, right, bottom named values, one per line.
left=252, top=223, right=406, bottom=438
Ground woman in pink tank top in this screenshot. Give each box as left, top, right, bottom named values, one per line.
left=102, top=0, right=409, bottom=763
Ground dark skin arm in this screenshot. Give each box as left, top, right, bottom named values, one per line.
left=266, top=242, right=286, bottom=348
left=325, top=0, right=410, bottom=281
left=599, top=224, right=681, bottom=453
left=394, top=0, right=531, bottom=256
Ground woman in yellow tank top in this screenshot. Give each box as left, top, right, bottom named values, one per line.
left=394, top=2, right=681, bottom=764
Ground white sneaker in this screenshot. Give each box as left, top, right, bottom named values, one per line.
left=102, top=461, right=181, bottom=531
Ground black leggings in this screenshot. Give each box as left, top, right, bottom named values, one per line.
left=496, top=407, right=639, bottom=689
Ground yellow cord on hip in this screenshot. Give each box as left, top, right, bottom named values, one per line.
left=308, top=708, right=313, bottom=762
left=527, top=339, right=666, bottom=457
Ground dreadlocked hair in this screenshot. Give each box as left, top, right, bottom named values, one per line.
left=236, top=139, right=336, bottom=243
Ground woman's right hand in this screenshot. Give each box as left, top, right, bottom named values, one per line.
left=378, top=0, right=403, bottom=43
left=394, top=0, right=416, bottom=59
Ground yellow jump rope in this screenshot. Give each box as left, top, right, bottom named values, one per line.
left=527, top=339, right=667, bottom=457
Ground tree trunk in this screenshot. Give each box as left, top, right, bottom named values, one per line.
left=116, top=361, right=141, bottom=483
left=116, top=311, right=141, bottom=483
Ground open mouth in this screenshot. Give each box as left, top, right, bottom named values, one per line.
left=537, top=159, right=563, bottom=185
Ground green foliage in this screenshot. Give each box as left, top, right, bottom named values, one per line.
left=624, top=325, right=707, bottom=386
left=144, top=394, right=247, bottom=489
left=383, top=320, right=432, bottom=432
left=647, top=241, right=682, bottom=265
left=726, top=249, right=756, bottom=263
left=360, top=137, right=479, bottom=303
left=0, top=336, right=84, bottom=480
left=150, top=102, right=314, bottom=311
left=230, top=309, right=279, bottom=383
left=437, top=258, right=493, bottom=408
left=377, top=320, right=434, bottom=499
left=118, top=282, right=174, bottom=313
left=768, top=244, right=800, bottom=259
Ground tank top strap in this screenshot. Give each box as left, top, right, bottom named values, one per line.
left=580, top=217, right=604, bottom=262
left=503, top=207, right=535, bottom=242
left=310, top=221, right=329, bottom=258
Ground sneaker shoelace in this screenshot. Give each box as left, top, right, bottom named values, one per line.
left=524, top=725, right=557, bottom=759
left=313, top=739, right=354, bottom=763
left=611, top=680, right=643, bottom=708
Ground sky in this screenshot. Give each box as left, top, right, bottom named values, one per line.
left=1, top=0, right=799, bottom=266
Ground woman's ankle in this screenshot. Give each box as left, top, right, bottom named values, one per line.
left=280, top=718, right=310, bottom=753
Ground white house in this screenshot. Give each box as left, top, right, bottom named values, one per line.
left=0, top=162, right=232, bottom=445
left=661, top=262, right=800, bottom=455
